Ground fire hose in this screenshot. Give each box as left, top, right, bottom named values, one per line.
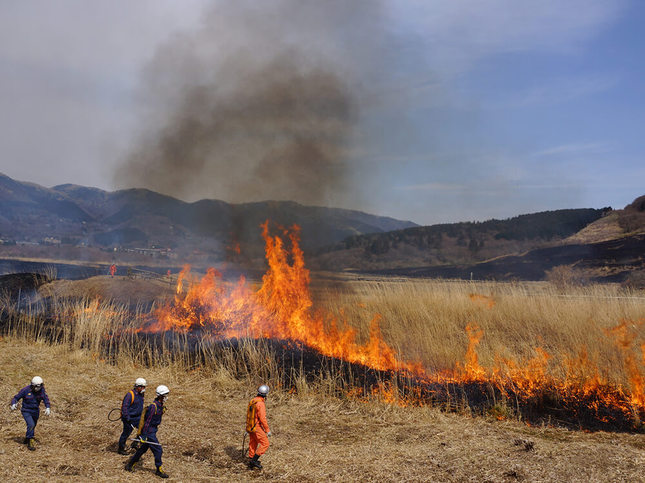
left=107, top=408, right=122, bottom=422
left=108, top=408, right=137, bottom=429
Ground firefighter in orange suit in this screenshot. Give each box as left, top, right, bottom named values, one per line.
left=247, top=384, right=271, bottom=470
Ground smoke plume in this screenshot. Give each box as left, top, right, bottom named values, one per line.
left=117, top=1, right=383, bottom=206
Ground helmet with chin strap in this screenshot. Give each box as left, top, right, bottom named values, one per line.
left=135, top=377, right=147, bottom=387
left=156, top=385, right=170, bottom=398
left=31, top=376, right=43, bottom=387
left=257, top=384, right=269, bottom=397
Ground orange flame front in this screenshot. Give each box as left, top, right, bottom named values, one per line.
left=139, top=222, right=645, bottom=427
left=144, top=222, right=421, bottom=373
left=456, top=323, right=486, bottom=380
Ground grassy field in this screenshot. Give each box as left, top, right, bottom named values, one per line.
left=0, top=274, right=644, bottom=480
left=1, top=338, right=644, bottom=482
left=312, top=276, right=645, bottom=385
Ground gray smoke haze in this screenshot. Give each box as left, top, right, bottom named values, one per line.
left=117, top=0, right=384, bottom=206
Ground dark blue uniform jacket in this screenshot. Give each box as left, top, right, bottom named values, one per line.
left=11, top=385, right=51, bottom=413
left=140, top=400, right=164, bottom=437
left=121, top=389, right=144, bottom=422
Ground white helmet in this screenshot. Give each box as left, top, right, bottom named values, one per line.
left=135, top=378, right=147, bottom=387
left=257, top=384, right=269, bottom=397
left=31, top=376, right=43, bottom=386
left=156, top=385, right=170, bottom=397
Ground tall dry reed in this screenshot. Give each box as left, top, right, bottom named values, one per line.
left=313, top=278, right=645, bottom=388
left=2, top=278, right=643, bottom=407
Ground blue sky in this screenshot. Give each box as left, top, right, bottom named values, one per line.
left=0, top=0, right=643, bottom=225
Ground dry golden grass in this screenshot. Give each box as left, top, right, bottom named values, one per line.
left=313, top=277, right=645, bottom=387
left=38, top=276, right=175, bottom=308
left=563, top=211, right=626, bottom=244
left=1, top=274, right=644, bottom=480
left=1, top=338, right=644, bottom=482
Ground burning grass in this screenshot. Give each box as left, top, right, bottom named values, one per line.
left=1, top=222, right=644, bottom=433
left=1, top=338, right=644, bottom=481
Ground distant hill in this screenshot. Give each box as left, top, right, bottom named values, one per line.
left=2, top=172, right=643, bottom=283
left=311, top=208, right=611, bottom=270
left=0, top=173, right=417, bottom=264
left=364, top=234, right=645, bottom=284
left=564, top=195, right=645, bottom=245
left=312, top=196, right=645, bottom=284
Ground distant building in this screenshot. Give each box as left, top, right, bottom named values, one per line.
left=42, top=237, right=61, bottom=246
left=124, top=247, right=175, bottom=259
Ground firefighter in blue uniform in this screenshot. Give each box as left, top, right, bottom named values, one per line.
left=118, top=377, right=147, bottom=454
left=125, top=385, right=170, bottom=478
left=10, top=376, right=51, bottom=450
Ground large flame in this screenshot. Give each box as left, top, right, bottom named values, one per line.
left=144, top=222, right=421, bottom=373
left=140, top=222, right=644, bottom=427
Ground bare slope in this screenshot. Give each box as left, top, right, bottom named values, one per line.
left=0, top=339, right=643, bottom=482
left=565, top=197, right=645, bottom=244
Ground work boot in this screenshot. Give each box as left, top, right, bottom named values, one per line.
left=155, top=466, right=170, bottom=479
left=248, top=455, right=263, bottom=470
left=124, top=458, right=137, bottom=472
left=27, top=438, right=36, bottom=451
left=117, top=445, right=129, bottom=455
left=23, top=437, right=29, bottom=445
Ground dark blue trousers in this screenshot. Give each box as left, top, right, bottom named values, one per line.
left=130, top=434, right=163, bottom=468
left=119, top=419, right=137, bottom=448
left=22, top=410, right=39, bottom=439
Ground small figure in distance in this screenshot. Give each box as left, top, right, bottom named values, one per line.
left=246, top=384, right=271, bottom=470
left=118, top=377, right=146, bottom=455
left=10, top=376, right=51, bottom=451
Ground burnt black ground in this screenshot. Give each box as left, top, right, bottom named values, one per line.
left=361, top=234, right=645, bottom=282
left=116, top=334, right=645, bottom=433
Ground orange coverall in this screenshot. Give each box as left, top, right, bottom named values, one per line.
left=248, top=396, right=270, bottom=458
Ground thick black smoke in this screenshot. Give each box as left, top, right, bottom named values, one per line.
left=117, top=1, right=383, bottom=206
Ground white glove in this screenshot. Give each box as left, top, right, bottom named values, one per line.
left=10, top=404, right=17, bottom=411
left=44, top=408, right=51, bottom=416
left=267, top=431, right=272, bottom=437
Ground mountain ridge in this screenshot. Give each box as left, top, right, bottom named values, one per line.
left=0, top=173, right=418, bottom=261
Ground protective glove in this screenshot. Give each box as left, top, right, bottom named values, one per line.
left=267, top=431, right=272, bottom=437
left=10, top=404, right=17, bottom=411
left=44, top=407, right=51, bottom=416
left=138, top=435, right=147, bottom=443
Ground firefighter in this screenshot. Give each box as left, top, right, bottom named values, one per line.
left=118, top=377, right=146, bottom=455
left=10, top=376, right=51, bottom=451
left=247, top=384, right=271, bottom=470
left=125, top=385, right=170, bottom=479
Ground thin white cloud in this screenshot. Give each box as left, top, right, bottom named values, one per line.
left=501, top=75, right=618, bottom=108
left=532, top=142, right=612, bottom=157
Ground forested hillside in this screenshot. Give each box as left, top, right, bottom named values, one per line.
left=312, top=208, right=610, bottom=270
